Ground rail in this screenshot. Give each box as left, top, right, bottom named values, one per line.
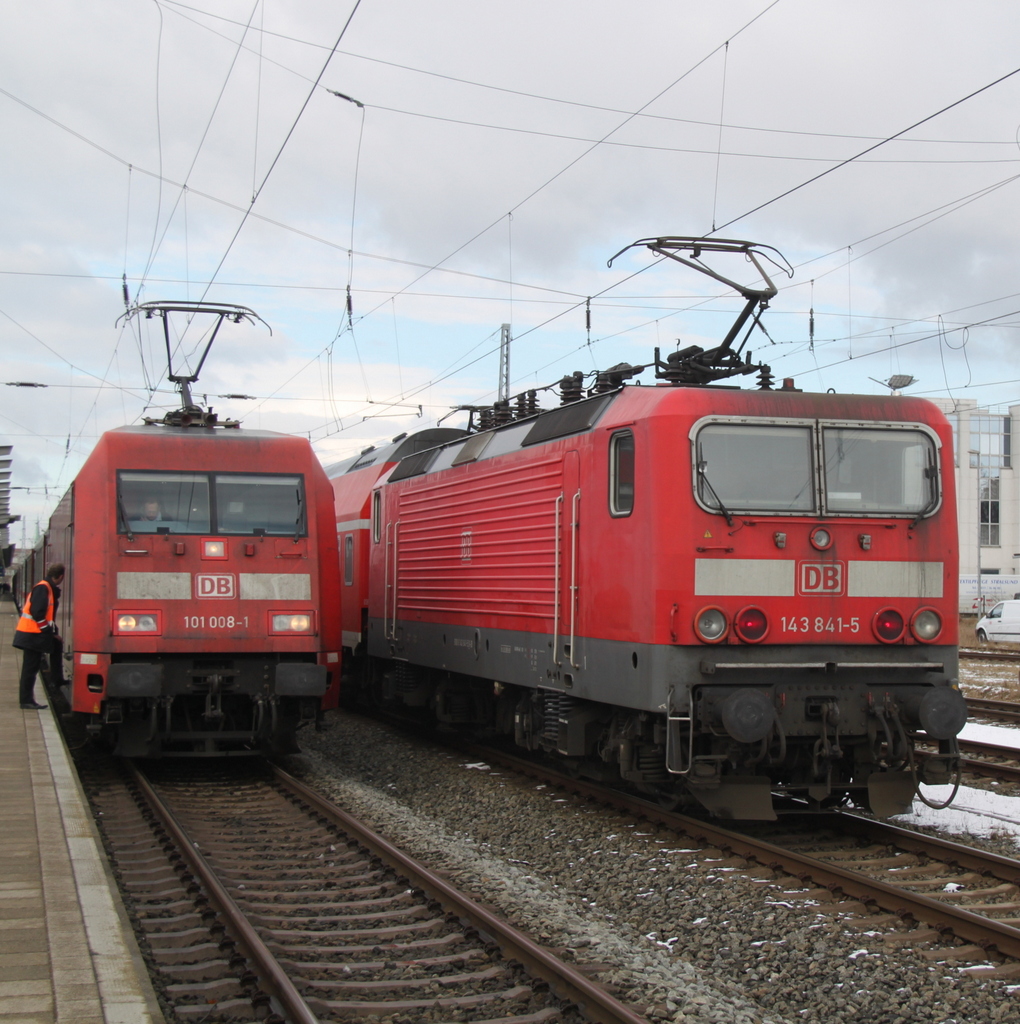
left=272, top=764, right=651, bottom=1024
left=102, top=756, right=652, bottom=1024
left=463, top=742, right=1020, bottom=961
left=128, top=763, right=320, bottom=1024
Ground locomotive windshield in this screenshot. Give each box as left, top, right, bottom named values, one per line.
left=822, top=427, right=934, bottom=514
left=693, top=421, right=938, bottom=517
left=118, top=471, right=306, bottom=535
left=119, top=472, right=211, bottom=533
left=213, top=474, right=305, bottom=534
left=696, top=424, right=815, bottom=512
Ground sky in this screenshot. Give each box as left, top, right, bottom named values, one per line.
left=4, top=0, right=1020, bottom=539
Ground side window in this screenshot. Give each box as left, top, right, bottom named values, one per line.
left=989, top=603, right=1004, bottom=619
left=372, top=491, right=381, bottom=542
left=344, top=534, right=354, bottom=586
left=609, top=431, right=635, bottom=516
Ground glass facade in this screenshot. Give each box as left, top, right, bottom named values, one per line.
left=970, top=415, right=1011, bottom=546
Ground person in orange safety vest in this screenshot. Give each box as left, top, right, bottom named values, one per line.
left=13, top=563, right=65, bottom=709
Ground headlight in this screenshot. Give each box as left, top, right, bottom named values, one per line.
left=203, top=540, right=226, bottom=558
left=694, top=606, right=728, bottom=643
left=272, top=614, right=312, bottom=633
left=910, top=608, right=943, bottom=643
left=809, top=527, right=833, bottom=551
left=116, top=613, right=159, bottom=633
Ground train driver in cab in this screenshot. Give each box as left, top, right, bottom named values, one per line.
left=131, top=499, right=165, bottom=531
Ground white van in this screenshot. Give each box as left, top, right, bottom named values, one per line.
left=976, top=600, right=1020, bottom=642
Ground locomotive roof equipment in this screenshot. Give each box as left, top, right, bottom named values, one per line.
left=609, top=236, right=793, bottom=387
left=118, top=300, right=271, bottom=429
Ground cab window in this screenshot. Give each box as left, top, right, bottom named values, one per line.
left=609, top=431, right=635, bottom=516
left=695, top=424, right=815, bottom=513
left=344, top=534, right=354, bottom=585
left=117, top=470, right=305, bottom=535
left=372, top=491, right=382, bottom=542
left=822, top=428, right=936, bottom=515
left=118, top=472, right=210, bottom=533
left=214, top=474, right=304, bottom=535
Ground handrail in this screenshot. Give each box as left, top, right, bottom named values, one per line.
left=569, top=489, right=581, bottom=669
left=553, top=493, right=563, bottom=667
left=665, top=686, right=695, bottom=775
left=391, top=518, right=400, bottom=638
left=383, top=521, right=392, bottom=639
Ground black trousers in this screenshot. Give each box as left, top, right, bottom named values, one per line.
left=44, top=635, right=66, bottom=687
left=18, top=647, right=46, bottom=705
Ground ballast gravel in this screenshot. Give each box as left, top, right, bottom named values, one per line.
left=287, top=713, right=1018, bottom=1024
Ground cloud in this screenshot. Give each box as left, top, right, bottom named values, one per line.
left=6, top=0, right=1020, bottom=529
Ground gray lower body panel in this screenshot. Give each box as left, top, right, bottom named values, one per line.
left=368, top=616, right=957, bottom=715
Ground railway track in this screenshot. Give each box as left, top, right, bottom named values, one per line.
left=459, top=741, right=1020, bottom=974
left=961, top=647, right=1020, bottom=662
left=78, top=754, right=649, bottom=1024
left=935, top=696, right=1020, bottom=780
left=967, top=696, right=1020, bottom=723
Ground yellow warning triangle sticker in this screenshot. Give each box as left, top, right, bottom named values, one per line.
left=703, top=530, right=713, bottom=538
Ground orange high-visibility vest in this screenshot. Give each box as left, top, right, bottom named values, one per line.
left=17, top=580, right=54, bottom=634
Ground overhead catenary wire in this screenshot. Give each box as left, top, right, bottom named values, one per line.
left=707, top=64, right=1020, bottom=235
left=10, top=76, right=1020, bottom=315
left=138, top=0, right=265, bottom=292
left=141, top=0, right=166, bottom=292
left=249, top=0, right=787, bottom=426
left=711, top=40, right=729, bottom=233
left=190, top=0, right=365, bottom=307
left=343, top=0, right=785, bottom=330
left=157, top=0, right=1020, bottom=149
left=303, top=257, right=667, bottom=441
left=13, top=2, right=1020, bottom=521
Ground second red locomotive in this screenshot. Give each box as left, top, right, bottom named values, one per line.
left=328, top=239, right=966, bottom=819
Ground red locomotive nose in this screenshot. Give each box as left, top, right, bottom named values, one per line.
left=735, top=606, right=768, bottom=643
left=873, top=608, right=905, bottom=643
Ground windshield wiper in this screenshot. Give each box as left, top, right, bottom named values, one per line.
left=116, top=491, right=135, bottom=541
left=697, top=447, right=734, bottom=527
left=910, top=447, right=940, bottom=528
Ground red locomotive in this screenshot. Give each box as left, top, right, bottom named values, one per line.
left=23, top=303, right=342, bottom=755
left=329, top=239, right=965, bottom=819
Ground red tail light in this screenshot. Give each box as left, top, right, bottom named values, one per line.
left=735, top=606, right=768, bottom=643
left=873, top=608, right=905, bottom=643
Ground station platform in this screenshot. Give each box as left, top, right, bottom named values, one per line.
left=0, top=598, right=163, bottom=1024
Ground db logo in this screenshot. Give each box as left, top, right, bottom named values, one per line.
left=799, top=562, right=844, bottom=595
left=195, top=573, right=235, bottom=599
left=460, top=530, right=473, bottom=562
